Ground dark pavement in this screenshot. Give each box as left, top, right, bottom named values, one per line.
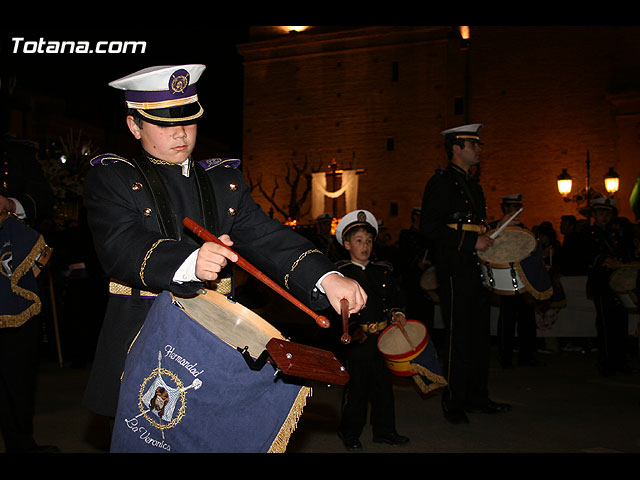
left=2, top=337, right=640, bottom=455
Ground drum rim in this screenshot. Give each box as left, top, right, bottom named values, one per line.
left=173, top=290, right=284, bottom=358
left=477, top=226, right=537, bottom=266
left=377, top=319, right=429, bottom=361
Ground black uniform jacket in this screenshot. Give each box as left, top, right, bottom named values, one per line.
left=337, top=260, right=403, bottom=329
left=420, top=163, right=487, bottom=277
left=586, top=224, right=626, bottom=298
left=83, top=153, right=336, bottom=416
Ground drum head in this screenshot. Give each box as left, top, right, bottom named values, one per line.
left=420, top=266, right=439, bottom=291
left=478, top=227, right=537, bottom=266
left=176, top=290, right=284, bottom=358
left=378, top=320, right=428, bottom=359
left=609, top=267, right=639, bottom=293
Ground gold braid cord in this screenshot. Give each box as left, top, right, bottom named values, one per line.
left=284, top=249, right=322, bottom=290
left=0, top=235, right=46, bottom=328
left=408, top=363, right=448, bottom=395
left=267, top=385, right=312, bottom=453
left=140, top=239, right=175, bottom=287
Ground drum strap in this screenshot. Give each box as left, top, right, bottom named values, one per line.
left=130, top=156, right=220, bottom=239
left=192, top=160, right=220, bottom=236
left=130, top=155, right=181, bottom=240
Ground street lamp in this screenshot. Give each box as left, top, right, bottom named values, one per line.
left=604, top=167, right=620, bottom=194
left=556, top=152, right=621, bottom=219
left=556, top=152, right=620, bottom=200
left=556, top=168, right=573, bottom=197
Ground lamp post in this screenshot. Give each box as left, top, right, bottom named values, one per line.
left=556, top=151, right=620, bottom=220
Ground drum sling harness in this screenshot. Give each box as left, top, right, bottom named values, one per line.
left=130, top=155, right=220, bottom=239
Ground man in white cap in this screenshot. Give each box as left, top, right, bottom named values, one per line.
left=490, top=194, right=539, bottom=368
left=82, top=65, right=367, bottom=425
left=420, top=124, right=511, bottom=424
left=586, top=197, right=632, bottom=376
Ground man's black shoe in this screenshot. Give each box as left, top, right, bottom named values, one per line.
left=372, top=432, right=409, bottom=445
left=443, top=408, right=470, bottom=424
left=338, top=432, right=363, bottom=452
left=465, top=400, right=512, bottom=414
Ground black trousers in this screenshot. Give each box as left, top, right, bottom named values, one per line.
left=497, top=293, right=537, bottom=366
left=0, top=317, right=40, bottom=452
left=439, top=272, right=491, bottom=412
left=339, top=333, right=396, bottom=438
left=593, top=293, right=629, bottom=372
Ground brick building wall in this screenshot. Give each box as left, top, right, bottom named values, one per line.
left=238, top=26, right=640, bottom=241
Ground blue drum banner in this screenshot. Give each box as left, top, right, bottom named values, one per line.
left=110, top=291, right=310, bottom=453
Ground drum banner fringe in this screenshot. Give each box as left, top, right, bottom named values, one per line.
left=406, top=340, right=447, bottom=395
left=378, top=321, right=447, bottom=396
left=0, top=216, right=46, bottom=329
left=268, top=385, right=311, bottom=453
left=110, top=291, right=310, bottom=453
left=311, top=170, right=358, bottom=219
left=514, top=249, right=554, bottom=301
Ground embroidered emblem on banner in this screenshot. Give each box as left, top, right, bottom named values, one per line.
left=122, top=349, right=203, bottom=450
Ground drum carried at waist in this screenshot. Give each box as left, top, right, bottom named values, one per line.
left=609, top=265, right=640, bottom=313
left=477, top=226, right=553, bottom=301
left=111, top=289, right=348, bottom=453
left=377, top=320, right=446, bottom=395
left=419, top=265, right=440, bottom=303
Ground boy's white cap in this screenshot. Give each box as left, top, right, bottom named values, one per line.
left=335, top=210, right=378, bottom=246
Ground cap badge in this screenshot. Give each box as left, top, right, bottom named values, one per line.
left=357, top=211, right=367, bottom=222
left=170, top=69, right=190, bottom=95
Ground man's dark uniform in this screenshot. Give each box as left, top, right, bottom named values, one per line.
left=586, top=198, right=631, bottom=376
left=420, top=124, right=508, bottom=423
left=489, top=194, right=537, bottom=368
left=421, top=162, right=491, bottom=416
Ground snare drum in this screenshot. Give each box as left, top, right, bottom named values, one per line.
left=609, top=267, right=639, bottom=313
left=377, top=320, right=446, bottom=394
left=419, top=265, right=440, bottom=303
left=478, top=227, right=553, bottom=300
left=111, top=289, right=342, bottom=453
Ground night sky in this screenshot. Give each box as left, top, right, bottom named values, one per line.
left=1, top=27, right=252, bottom=155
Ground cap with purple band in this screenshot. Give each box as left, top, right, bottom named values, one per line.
left=109, top=64, right=206, bottom=125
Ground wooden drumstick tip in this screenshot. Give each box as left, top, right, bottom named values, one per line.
left=341, top=333, right=351, bottom=345
left=315, top=315, right=330, bottom=329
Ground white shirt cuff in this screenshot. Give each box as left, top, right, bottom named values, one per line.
left=173, top=248, right=200, bottom=284
left=314, top=271, right=343, bottom=294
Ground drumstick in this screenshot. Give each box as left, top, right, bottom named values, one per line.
left=490, top=207, right=523, bottom=239
left=397, top=321, right=416, bottom=352
left=184, top=218, right=330, bottom=329
left=340, top=298, right=351, bottom=344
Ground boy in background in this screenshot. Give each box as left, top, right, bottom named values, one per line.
left=335, top=210, right=409, bottom=451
